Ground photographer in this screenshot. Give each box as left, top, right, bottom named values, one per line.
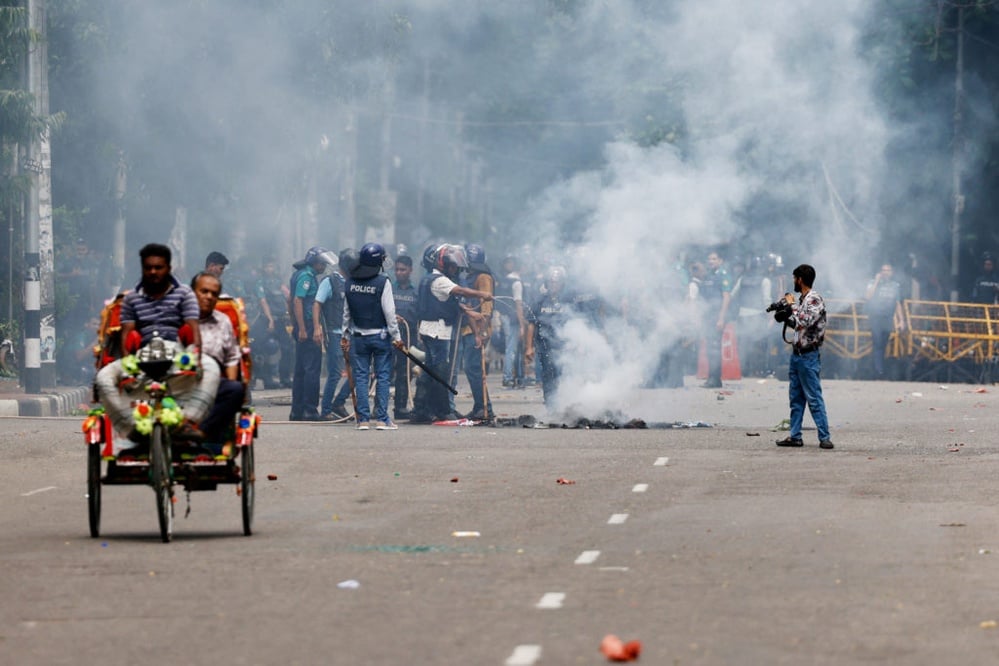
left=774, top=264, right=833, bottom=450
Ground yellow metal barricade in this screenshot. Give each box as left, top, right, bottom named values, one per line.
left=901, top=300, right=999, bottom=364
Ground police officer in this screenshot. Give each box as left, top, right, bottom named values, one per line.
left=409, top=244, right=492, bottom=423
left=971, top=253, right=999, bottom=305
left=340, top=243, right=403, bottom=430
left=524, top=266, right=569, bottom=411
left=700, top=251, right=732, bottom=388
left=392, top=254, right=418, bottom=420
left=313, top=249, right=351, bottom=420
left=288, top=246, right=334, bottom=421
left=252, top=255, right=293, bottom=389
left=459, top=244, right=495, bottom=420
left=864, top=263, right=902, bottom=379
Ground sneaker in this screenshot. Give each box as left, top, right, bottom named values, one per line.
left=329, top=404, right=350, bottom=419
left=356, top=421, right=371, bottom=431
left=775, top=436, right=803, bottom=447
left=819, top=439, right=835, bottom=450
left=376, top=420, right=398, bottom=430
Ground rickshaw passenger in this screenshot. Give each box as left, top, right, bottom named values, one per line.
left=94, top=243, right=221, bottom=447
left=191, top=271, right=246, bottom=441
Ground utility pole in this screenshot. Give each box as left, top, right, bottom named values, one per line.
left=24, top=0, right=52, bottom=392
left=949, top=5, right=965, bottom=302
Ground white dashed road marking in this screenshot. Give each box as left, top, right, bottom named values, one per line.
left=536, top=592, right=565, bottom=609
left=632, top=483, right=648, bottom=493
left=505, top=645, right=542, bottom=665
left=21, top=486, right=56, bottom=497
left=575, top=550, right=600, bottom=565
left=654, top=456, right=669, bottom=466
left=608, top=513, right=629, bottom=524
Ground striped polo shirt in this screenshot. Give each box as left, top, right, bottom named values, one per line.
left=121, top=276, right=200, bottom=344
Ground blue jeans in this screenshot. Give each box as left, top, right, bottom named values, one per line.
left=788, top=349, right=830, bottom=441
left=501, top=314, right=521, bottom=383
left=350, top=333, right=393, bottom=423
left=413, top=337, right=452, bottom=419
left=461, top=334, right=492, bottom=416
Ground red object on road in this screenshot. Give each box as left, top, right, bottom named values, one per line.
left=600, top=634, right=642, bottom=661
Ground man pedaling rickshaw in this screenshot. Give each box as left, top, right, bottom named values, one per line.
left=94, top=243, right=221, bottom=453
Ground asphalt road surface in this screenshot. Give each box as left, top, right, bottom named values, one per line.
left=4, top=375, right=999, bottom=665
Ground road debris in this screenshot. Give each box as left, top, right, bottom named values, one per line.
left=556, top=477, right=576, bottom=485
left=599, top=634, right=642, bottom=662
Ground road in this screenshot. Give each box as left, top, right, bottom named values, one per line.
left=3, top=375, right=999, bottom=665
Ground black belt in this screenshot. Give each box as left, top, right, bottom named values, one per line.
left=792, top=346, right=818, bottom=355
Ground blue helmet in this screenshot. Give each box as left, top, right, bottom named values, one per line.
left=465, top=243, right=486, bottom=266
left=359, top=242, right=387, bottom=267
left=304, top=246, right=334, bottom=266
left=351, top=242, right=387, bottom=279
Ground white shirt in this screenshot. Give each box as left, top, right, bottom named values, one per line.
left=418, top=271, right=459, bottom=340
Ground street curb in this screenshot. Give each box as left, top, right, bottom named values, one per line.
left=0, top=386, right=92, bottom=417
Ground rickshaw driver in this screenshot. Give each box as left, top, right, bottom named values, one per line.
left=94, top=243, right=221, bottom=450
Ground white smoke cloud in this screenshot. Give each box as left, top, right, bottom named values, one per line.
left=520, top=0, right=891, bottom=418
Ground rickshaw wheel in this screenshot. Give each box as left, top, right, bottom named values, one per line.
left=241, top=444, right=255, bottom=536
left=151, top=424, right=173, bottom=543
left=87, top=444, right=101, bottom=537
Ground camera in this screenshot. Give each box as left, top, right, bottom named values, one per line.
left=766, top=295, right=793, bottom=323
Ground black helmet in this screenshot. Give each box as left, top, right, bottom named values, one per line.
left=352, top=243, right=386, bottom=279
left=421, top=243, right=440, bottom=271
left=338, top=248, right=359, bottom=274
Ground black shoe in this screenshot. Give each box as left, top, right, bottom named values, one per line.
left=701, top=380, right=722, bottom=389
left=502, top=379, right=514, bottom=388
left=441, top=412, right=463, bottom=421
left=126, top=428, right=150, bottom=446
left=172, top=421, right=205, bottom=443
left=407, top=412, right=433, bottom=424
left=776, top=436, right=803, bottom=447
left=329, top=404, right=350, bottom=419
left=394, top=409, right=413, bottom=421
left=819, top=439, right=834, bottom=450
left=465, top=410, right=488, bottom=420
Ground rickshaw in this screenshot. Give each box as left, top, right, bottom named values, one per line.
left=82, top=293, right=259, bottom=542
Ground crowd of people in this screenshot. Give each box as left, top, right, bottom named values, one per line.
left=61, top=233, right=999, bottom=447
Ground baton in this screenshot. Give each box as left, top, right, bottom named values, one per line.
left=394, top=345, right=458, bottom=395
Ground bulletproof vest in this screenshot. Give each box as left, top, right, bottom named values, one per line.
left=259, top=276, right=287, bottom=316
left=345, top=274, right=388, bottom=329
left=495, top=274, right=518, bottom=299
left=700, top=267, right=728, bottom=303
left=320, top=273, right=346, bottom=330
left=534, top=293, right=567, bottom=342
left=417, top=273, right=461, bottom=325
left=393, top=282, right=418, bottom=323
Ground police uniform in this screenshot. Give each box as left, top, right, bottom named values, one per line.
left=343, top=272, right=400, bottom=426
left=527, top=289, right=569, bottom=409
left=700, top=264, right=731, bottom=386
left=392, top=280, right=418, bottom=416
left=289, top=264, right=322, bottom=420
left=253, top=273, right=293, bottom=388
